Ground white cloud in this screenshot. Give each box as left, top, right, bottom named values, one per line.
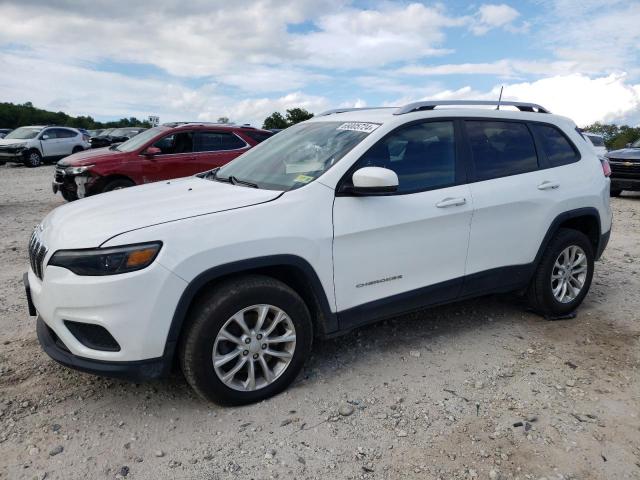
left=471, top=4, right=521, bottom=35
left=398, top=59, right=578, bottom=78
left=410, top=73, right=640, bottom=126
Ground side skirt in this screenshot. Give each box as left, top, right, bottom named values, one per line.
left=336, top=264, right=533, bottom=334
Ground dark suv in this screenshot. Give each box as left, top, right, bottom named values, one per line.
left=89, top=127, right=146, bottom=148
left=605, top=138, right=640, bottom=196
left=53, top=123, right=273, bottom=201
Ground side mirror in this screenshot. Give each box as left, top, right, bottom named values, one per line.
left=350, top=167, right=398, bottom=195
left=41, top=134, right=50, bottom=140
left=143, top=146, right=161, bottom=158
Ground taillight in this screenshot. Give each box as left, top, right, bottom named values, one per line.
left=82, top=134, right=90, bottom=142
left=600, top=157, right=611, bottom=177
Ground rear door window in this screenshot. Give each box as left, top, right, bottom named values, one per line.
left=243, top=130, right=273, bottom=143
left=465, top=121, right=538, bottom=181
left=531, top=124, right=580, bottom=166
left=194, top=132, right=246, bottom=152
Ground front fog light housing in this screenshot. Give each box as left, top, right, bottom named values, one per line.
left=49, top=242, right=162, bottom=276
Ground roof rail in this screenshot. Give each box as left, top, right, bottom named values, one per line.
left=317, top=107, right=394, bottom=117
left=394, top=100, right=551, bottom=115
left=162, top=121, right=238, bottom=128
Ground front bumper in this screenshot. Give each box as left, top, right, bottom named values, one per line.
left=0, top=151, right=26, bottom=163
left=610, top=176, right=640, bottom=191
left=36, top=316, right=170, bottom=380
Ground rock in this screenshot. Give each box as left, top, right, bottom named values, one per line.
left=168, top=460, right=181, bottom=468
left=397, top=430, right=408, bottom=437
left=475, top=380, right=484, bottom=389
left=280, top=418, right=293, bottom=427
left=48, top=445, right=63, bottom=457
left=154, top=450, right=165, bottom=458
left=489, top=469, right=501, bottom=480
left=264, top=449, right=276, bottom=460
left=118, top=466, right=129, bottom=477
left=51, top=424, right=61, bottom=433
left=409, top=350, right=421, bottom=358
left=566, top=379, right=576, bottom=387
left=134, top=457, right=143, bottom=463
left=338, top=403, right=355, bottom=417
left=297, top=456, right=306, bottom=465
left=28, top=446, right=40, bottom=456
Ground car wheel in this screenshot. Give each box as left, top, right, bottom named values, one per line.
left=179, top=275, right=313, bottom=405
left=103, top=178, right=135, bottom=192
left=72, top=146, right=84, bottom=154
left=61, top=189, right=78, bottom=202
left=527, top=228, right=594, bottom=318
left=24, top=150, right=42, bottom=168
left=610, top=188, right=622, bottom=197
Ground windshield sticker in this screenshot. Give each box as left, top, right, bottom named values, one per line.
left=286, top=161, right=324, bottom=174
left=337, top=122, right=380, bottom=133
left=293, top=174, right=314, bottom=184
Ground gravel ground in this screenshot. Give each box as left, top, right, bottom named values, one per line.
left=1, top=163, right=639, bottom=480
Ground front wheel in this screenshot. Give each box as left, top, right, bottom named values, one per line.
left=527, top=228, right=594, bottom=317
left=24, top=150, right=42, bottom=168
left=102, top=178, right=135, bottom=193
left=179, top=275, right=313, bottom=405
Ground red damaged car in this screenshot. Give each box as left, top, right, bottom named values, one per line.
left=53, top=122, right=273, bottom=201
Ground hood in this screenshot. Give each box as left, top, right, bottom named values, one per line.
left=39, top=176, right=282, bottom=249
left=606, top=148, right=640, bottom=159
left=0, top=138, right=30, bottom=146
left=58, top=147, right=123, bottom=166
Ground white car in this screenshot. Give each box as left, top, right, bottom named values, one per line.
left=0, top=126, right=90, bottom=167
left=25, top=100, right=612, bottom=404
left=583, top=131, right=607, bottom=157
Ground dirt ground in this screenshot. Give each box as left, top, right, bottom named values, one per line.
left=0, top=163, right=638, bottom=480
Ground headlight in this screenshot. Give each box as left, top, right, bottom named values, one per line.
left=65, top=165, right=94, bottom=175
left=49, top=242, right=162, bottom=276
left=11, top=143, right=27, bottom=150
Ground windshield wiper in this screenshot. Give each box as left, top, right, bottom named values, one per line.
left=210, top=170, right=258, bottom=188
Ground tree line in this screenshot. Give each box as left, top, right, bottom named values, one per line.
left=582, top=122, right=640, bottom=150
left=0, top=102, right=151, bottom=129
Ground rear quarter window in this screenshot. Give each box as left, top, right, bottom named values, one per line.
left=530, top=124, right=580, bottom=167
left=244, top=130, right=274, bottom=143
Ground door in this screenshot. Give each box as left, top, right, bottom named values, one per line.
left=141, top=131, right=196, bottom=182
left=39, top=129, right=65, bottom=157
left=193, top=131, right=249, bottom=171
left=462, top=119, right=562, bottom=293
left=332, top=120, right=473, bottom=328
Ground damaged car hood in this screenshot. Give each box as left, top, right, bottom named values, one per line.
left=59, top=147, right=122, bottom=165
left=0, top=138, right=30, bottom=146
left=39, top=177, right=283, bottom=249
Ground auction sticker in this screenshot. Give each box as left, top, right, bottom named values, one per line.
left=337, top=122, right=380, bottom=133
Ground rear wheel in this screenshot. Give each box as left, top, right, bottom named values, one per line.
left=24, top=150, right=42, bottom=168
left=102, top=178, right=135, bottom=193
left=179, top=275, right=313, bottom=405
left=71, top=146, right=84, bottom=154
left=527, top=228, right=594, bottom=317
left=610, top=188, right=622, bottom=197
left=61, top=189, right=78, bottom=202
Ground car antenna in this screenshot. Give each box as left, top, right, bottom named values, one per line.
left=496, top=85, right=504, bottom=110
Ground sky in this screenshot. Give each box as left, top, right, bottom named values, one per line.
left=0, top=0, right=639, bottom=127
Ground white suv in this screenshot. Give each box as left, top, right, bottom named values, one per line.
left=25, top=101, right=612, bottom=404
left=0, top=126, right=89, bottom=167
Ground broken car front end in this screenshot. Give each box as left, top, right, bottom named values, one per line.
left=53, top=163, right=97, bottom=199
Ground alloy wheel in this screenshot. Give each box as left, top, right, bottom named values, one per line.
left=551, top=245, right=588, bottom=303
left=212, top=304, right=297, bottom=392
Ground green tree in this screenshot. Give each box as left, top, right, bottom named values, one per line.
left=262, top=111, right=289, bottom=130
left=285, top=107, right=314, bottom=125
left=217, top=116, right=231, bottom=124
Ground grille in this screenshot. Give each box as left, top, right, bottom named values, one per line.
left=54, top=168, right=65, bottom=183
left=28, top=230, right=48, bottom=280
left=609, top=158, right=640, bottom=176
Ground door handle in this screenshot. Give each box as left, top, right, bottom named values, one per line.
left=537, top=181, right=560, bottom=190
left=436, top=197, right=466, bottom=208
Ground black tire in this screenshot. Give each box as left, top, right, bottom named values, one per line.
left=24, top=150, right=42, bottom=168
left=103, top=178, right=135, bottom=192
left=610, top=188, right=622, bottom=197
left=61, top=189, right=78, bottom=202
left=72, top=146, right=84, bottom=154
left=179, top=275, right=313, bottom=405
left=527, top=228, right=594, bottom=317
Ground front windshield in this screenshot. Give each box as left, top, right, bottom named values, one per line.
left=116, top=126, right=166, bottom=152
left=111, top=128, right=138, bottom=137
left=5, top=127, right=42, bottom=140
left=631, top=138, right=640, bottom=148
left=214, top=121, right=377, bottom=190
